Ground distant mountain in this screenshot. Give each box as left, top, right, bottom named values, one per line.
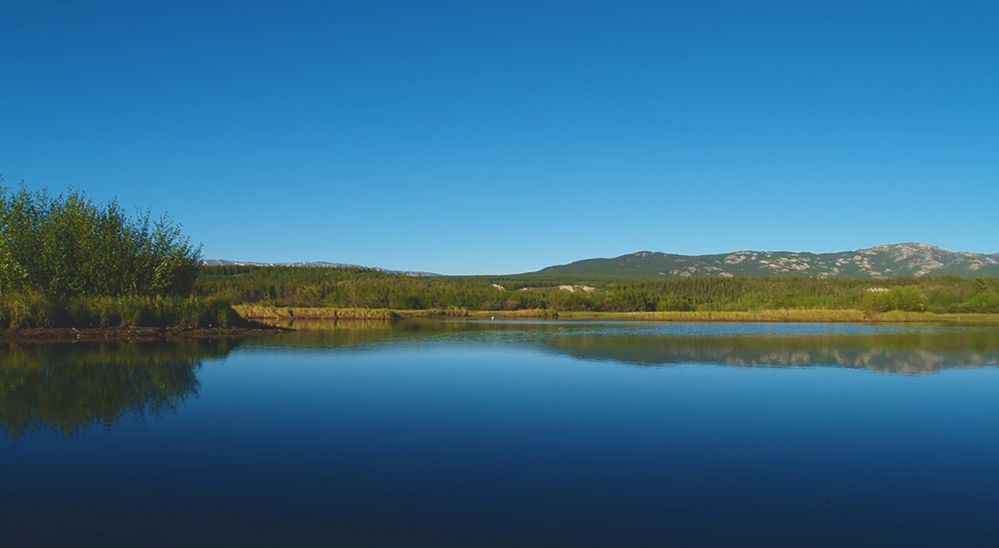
left=534, top=243, right=999, bottom=279
left=201, top=259, right=439, bottom=277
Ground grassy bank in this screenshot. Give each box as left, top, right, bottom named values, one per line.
left=232, top=305, right=999, bottom=325
left=0, top=294, right=241, bottom=330
left=233, top=304, right=475, bottom=321
left=550, top=310, right=999, bottom=324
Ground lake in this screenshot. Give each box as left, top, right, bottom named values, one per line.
left=3, top=321, right=999, bottom=546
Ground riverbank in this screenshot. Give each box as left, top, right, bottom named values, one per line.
left=232, top=305, right=999, bottom=325
left=0, top=325, right=286, bottom=343
left=9, top=307, right=994, bottom=342
left=541, top=310, right=999, bottom=323
left=232, top=305, right=476, bottom=320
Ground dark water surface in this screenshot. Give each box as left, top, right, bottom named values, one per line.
left=3, top=321, right=999, bottom=546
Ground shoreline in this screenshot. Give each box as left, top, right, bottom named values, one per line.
left=5, top=308, right=998, bottom=342
left=233, top=305, right=999, bottom=325
left=0, top=325, right=286, bottom=343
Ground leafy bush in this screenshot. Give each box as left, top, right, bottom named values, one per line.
left=0, top=184, right=200, bottom=298
left=0, top=183, right=221, bottom=330
left=959, top=292, right=999, bottom=313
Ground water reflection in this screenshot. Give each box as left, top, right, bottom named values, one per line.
left=254, top=320, right=999, bottom=374
left=3, top=322, right=998, bottom=437
left=0, top=339, right=237, bottom=437
left=5, top=321, right=999, bottom=546
left=544, top=331, right=999, bottom=373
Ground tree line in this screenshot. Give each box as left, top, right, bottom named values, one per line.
left=197, top=266, right=999, bottom=314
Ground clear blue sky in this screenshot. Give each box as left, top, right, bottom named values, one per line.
left=2, top=1, right=997, bottom=274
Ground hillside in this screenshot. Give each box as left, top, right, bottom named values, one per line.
left=533, top=243, right=999, bottom=279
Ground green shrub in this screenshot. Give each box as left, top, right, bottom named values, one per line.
left=0, top=184, right=200, bottom=298
left=959, top=292, right=999, bottom=313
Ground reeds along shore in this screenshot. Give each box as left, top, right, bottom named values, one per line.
left=231, top=305, right=999, bottom=325
left=0, top=294, right=239, bottom=329
left=232, top=304, right=478, bottom=321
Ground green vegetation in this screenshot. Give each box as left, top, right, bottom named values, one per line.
left=199, top=266, right=999, bottom=316
left=232, top=303, right=472, bottom=320
left=1, top=294, right=239, bottom=329
left=0, top=184, right=200, bottom=296
left=234, top=305, right=999, bottom=324
left=3, top=182, right=998, bottom=329
left=553, top=310, right=999, bottom=324
left=0, top=184, right=235, bottom=329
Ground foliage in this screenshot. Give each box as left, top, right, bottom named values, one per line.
left=0, top=183, right=221, bottom=329
left=3, top=182, right=996, bottom=323
left=0, top=184, right=200, bottom=297
left=197, top=266, right=999, bottom=314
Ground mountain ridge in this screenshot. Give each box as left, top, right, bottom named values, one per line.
left=533, top=243, right=999, bottom=279
left=204, top=243, right=999, bottom=279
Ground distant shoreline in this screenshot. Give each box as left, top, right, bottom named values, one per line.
left=233, top=305, right=999, bottom=325
left=4, top=309, right=997, bottom=342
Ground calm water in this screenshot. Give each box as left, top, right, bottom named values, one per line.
left=3, top=321, right=999, bottom=547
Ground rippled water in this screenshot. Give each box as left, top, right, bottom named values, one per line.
left=3, top=321, right=999, bottom=546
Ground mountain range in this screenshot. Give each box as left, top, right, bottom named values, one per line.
left=532, top=243, right=999, bottom=279
left=206, top=243, right=999, bottom=279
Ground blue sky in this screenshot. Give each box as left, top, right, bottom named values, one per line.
left=2, top=1, right=997, bottom=274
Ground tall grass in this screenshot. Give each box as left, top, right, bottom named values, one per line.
left=233, top=304, right=471, bottom=320
left=0, top=294, right=238, bottom=329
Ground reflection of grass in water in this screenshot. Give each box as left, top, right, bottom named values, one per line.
left=543, top=330, right=999, bottom=373
left=251, top=319, right=505, bottom=350
left=0, top=339, right=237, bottom=437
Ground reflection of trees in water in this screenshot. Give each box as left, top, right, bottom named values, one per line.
left=5, top=324, right=995, bottom=437
left=0, top=339, right=238, bottom=437
left=543, top=332, right=999, bottom=373
left=253, top=321, right=999, bottom=374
